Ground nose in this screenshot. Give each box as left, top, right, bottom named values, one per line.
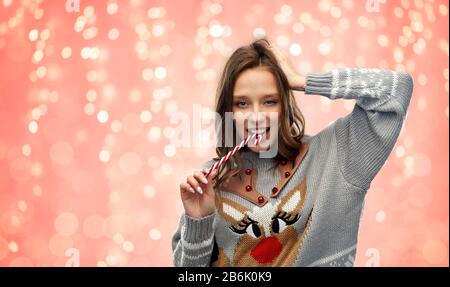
left=248, top=108, right=265, bottom=128
left=250, top=236, right=282, bottom=264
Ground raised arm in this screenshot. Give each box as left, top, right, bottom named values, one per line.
left=305, top=68, right=414, bottom=189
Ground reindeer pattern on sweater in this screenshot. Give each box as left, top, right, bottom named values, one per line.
left=212, top=178, right=312, bottom=266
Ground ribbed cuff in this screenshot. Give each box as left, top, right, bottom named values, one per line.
left=183, top=212, right=215, bottom=243
left=305, top=71, right=334, bottom=98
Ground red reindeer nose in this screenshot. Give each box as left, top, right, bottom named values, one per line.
left=250, top=236, right=282, bottom=264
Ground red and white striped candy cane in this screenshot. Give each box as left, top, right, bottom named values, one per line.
left=205, top=133, right=261, bottom=177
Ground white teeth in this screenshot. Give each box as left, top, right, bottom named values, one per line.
left=248, top=128, right=268, bottom=135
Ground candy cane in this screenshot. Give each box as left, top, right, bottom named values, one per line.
left=205, top=133, right=262, bottom=177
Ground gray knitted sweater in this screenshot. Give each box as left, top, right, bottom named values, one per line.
left=172, top=68, right=413, bottom=267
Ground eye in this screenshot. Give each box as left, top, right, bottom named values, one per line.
left=235, top=101, right=248, bottom=108
left=245, top=223, right=261, bottom=238
left=230, top=218, right=261, bottom=238
left=271, top=218, right=287, bottom=233
left=271, top=211, right=299, bottom=233
left=264, top=100, right=277, bottom=106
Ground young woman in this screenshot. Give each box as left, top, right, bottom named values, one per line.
left=172, top=38, right=414, bottom=267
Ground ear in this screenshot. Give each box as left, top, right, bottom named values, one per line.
left=277, top=177, right=307, bottom=213
left=216, top=195, right=250, bottom=225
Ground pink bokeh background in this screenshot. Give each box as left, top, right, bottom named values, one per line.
left=0, top=0, right=448, bottom=266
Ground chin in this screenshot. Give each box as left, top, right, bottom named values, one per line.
left=248, top=146, right=265, bottom=153
left=248, top=139, right=273, bottom=153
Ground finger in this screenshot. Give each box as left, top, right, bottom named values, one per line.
left=194, top=171, right=208, bottom=185
left=203, top=168, right=217, bottom=179
left=180, top=183, right=195, bottom=194
left=187, top=176, right=203, bottom=194
left=202, top=168, right=210, bottom=177
left=268, top=43, right=277, bottom=52
left=272, top=45, right=286, bottom=59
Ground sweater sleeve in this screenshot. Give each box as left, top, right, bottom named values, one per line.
left=305, top=68, right=414, bottom=189
left=171, top=212, right=216, bottom=267
left=171, top=159, right=218, bottom=267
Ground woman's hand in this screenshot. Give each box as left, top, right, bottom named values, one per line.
left=269, top=44, right=306, bottom=91
left=179, top=168, right=218, bottom=219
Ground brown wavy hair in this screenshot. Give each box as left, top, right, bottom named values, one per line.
left=213, top=38, right=305, bottom=189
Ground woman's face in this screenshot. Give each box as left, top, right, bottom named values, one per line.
left=232, top=67, right=281, bottom=153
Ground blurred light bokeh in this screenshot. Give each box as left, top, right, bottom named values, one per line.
left=0, top=0, right=448, bottom=267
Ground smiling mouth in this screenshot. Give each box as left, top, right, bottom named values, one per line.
left=246, top=127, right=270, bottom=137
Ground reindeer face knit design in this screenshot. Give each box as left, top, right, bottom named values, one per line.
left=172, top=68, right=414, bottom=267
left=212, top=175, right=312, bottom=266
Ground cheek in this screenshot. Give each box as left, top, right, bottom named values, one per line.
left=265, top=108, right=282, bottom=128
left=233, top=114, right=246, bottom=127
left=274, top=103, right=282, bottom=114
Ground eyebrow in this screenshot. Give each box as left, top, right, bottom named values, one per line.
left=233, top=93, right=279, bottom=99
